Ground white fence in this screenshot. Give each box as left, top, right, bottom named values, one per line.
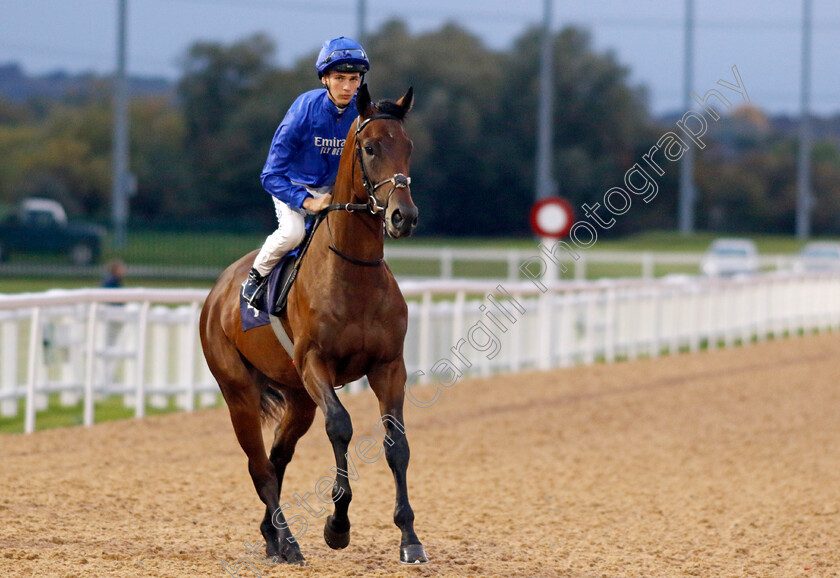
left=0, top=248, right=796, bottom=282
left=0, top=289, right=215, bottom=433
left=384, top=246, right=796, bottom=280
left=400, top=272, right=840, bottom=381
left=2, top=272, right=839, bottom=433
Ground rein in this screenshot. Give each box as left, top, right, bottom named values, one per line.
left=322, top=112, right=411, bottom=267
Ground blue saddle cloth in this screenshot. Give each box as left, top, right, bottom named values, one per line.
left=239, top=250, right=296, bottom=331
left=240, top=218, right=316, bottom=332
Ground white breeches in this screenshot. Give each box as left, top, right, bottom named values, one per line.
left=252, top=197, right=306, bottom=277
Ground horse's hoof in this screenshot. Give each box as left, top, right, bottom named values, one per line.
left=399, top=543, right=429, bottom=564
left=267, top=541, right=308, bottom=566
left=323, top=516, right=350, bottom=550
left=280, top=547, right=309, bottom=566
left=269, top=553, right=309, bottom=567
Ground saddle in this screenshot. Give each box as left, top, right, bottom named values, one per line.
left=240, top=217, right=319, bottom=333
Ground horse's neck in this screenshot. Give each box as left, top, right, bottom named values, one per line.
left=319, top=132, right=385, bottom=265
left=328, top=208, right=384, bottom=262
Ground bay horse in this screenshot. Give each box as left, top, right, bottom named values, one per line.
left=199, top=84, right=427, bottom=566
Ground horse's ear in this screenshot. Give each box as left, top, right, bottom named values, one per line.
left=397, top=86, right=414, bottom=116
left=356, top=83, right=372, bottom=117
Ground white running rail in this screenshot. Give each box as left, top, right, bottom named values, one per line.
left=1, top=272, right=839, bottom=433
left=384, top=247, right=796, bottom=280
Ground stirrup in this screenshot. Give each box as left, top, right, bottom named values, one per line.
left=242, top=269, right=267, bottom=309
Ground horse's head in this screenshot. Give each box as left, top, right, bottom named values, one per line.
left=354, top=84, right=418, bottom=239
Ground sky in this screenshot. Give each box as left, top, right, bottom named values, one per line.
left=1, top=0, right=839, bottom=116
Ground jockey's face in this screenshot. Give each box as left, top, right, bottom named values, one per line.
left=322, top=71, right=362, bottom=107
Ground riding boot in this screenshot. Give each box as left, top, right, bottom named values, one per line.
left=241, top=268, right=268, bottom=309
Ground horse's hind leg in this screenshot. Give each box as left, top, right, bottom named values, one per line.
left=368, top=360, right=428, bottom=564
left=204, top=339, right=304, bottom=564
left=221, top=379, right=305, bottom=563
left=267, top=385, right=317, bottom=562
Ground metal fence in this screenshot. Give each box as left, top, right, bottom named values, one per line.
left=1, top=272, right=839, bottom=433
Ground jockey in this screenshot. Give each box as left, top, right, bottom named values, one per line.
left=242, top=36, right=369, bottom=308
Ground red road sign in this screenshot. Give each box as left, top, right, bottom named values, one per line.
left=529, top=197, right=574, bottom=239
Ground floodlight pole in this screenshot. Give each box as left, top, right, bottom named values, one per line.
left=357, top=0, right=367, bottom=44
left=112, top=0, right=130, bottom=249
left=678, top=0, right=696, bottom=235
left=796, top=0, right=813, bottom=240
left=535, top=0, right=559, bottom=288
left=535, top=0, right=555, bottom=202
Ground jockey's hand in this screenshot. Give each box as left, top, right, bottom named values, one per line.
left=303, top=193, right=333, bottom=213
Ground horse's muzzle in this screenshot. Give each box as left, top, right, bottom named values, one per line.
left=386, top=203, right=419, bottom=238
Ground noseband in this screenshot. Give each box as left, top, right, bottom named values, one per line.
left=354, top=114, right=411, bottom=215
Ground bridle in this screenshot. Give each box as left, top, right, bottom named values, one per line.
left=323, top=112, right=412, bottom=266
left=353, top=114, right=412, bottom=215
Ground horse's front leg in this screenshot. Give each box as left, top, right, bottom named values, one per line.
left=368, top=360, right=428, bottom=564
left=298, top=350, right=355, bottom=550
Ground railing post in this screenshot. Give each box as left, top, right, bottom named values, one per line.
left=604, top=286, right=617, bottom=363
left=650, top=287, right=661, bottom=358
left=627, top=288, right=640, bottom=361
left=786, top=277, right=797, bottom=337
left=575, top=256, right=586, bottom=281
left=757, top=278, right=773, bottom=343
left=538, top=287, right=553, bottom=370
left=642, top=252, right=654, bottom=279
left=134, top=301, right=150, bottom=418
left=418, top=291, right=432, bottom=384
left=669, top=288, right=680, bottom=355
left=57, top=309, right=81, bottom=407
left=440, top=249, right=453, bottom=280
left=510, top=291, right=524, bottom=372
left=724, top=284, right=736, bottom=348
left=507, top=251, right=520, bottom=282
left=690, top=285, right=701, bottom=353
left=741, top=284, right=753, bottom=345
left=84, top=303, right=98, bottom=427
left=452, top=290, right=465, bottom=347
left=180, top=302, right=200, bottom=412
left=150, top=309, right=169, bottom=409
left=584, top=289, right=597, bottom=365
left=25, top=307, right=42, bottom=434
left=834, top=276, right=840, bottom=330
left=1, top=318, right=17, bottom=417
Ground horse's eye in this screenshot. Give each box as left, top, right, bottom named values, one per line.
left=364, top=146, right=374, bottom=156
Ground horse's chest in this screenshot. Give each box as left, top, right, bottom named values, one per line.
left=315, top=303, right=405, bottom=361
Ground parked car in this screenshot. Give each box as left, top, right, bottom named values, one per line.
left=0, top=197, right=106, bottom=265
left=700, top=238, right=759, bottom=277
left=791, top=242, right=840, bottom=273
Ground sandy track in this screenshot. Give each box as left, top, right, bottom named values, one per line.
left=1, top=333, right=839, bottom=577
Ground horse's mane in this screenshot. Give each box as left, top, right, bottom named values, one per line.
left=374, top=99, right=408, bottom=120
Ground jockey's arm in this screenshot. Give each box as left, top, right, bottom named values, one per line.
left=302, top=194, right=332, bottom=212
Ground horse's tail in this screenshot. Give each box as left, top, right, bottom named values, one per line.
left=259, top=381, right=286, bottom=423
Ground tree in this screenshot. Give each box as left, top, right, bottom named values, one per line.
left=495, top=26, right=654, bottom=236
left=129, top=97, right=191, bottom=222
left=365, top=20, right=506, bottom=235
left=359, top=22, right=655, bottom=236
left=177, top=33, right=287, bottom=222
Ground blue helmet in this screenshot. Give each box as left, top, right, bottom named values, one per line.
left=316, top=37, right=370, bottom=78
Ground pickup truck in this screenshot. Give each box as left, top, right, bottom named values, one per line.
left=0, top=198, right=106, bottom=265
